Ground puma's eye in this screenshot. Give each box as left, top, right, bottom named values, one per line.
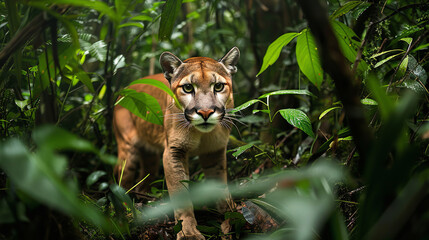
left=214, top=83, right=225, bottom=92
left=182, top=84, right=194, bottom=93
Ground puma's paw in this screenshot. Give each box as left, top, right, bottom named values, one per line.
left=177, top=221, right=205, bottom=240
left=177, top=230, right=205, bottom=240
left=220, top=219, right=232, bottom=240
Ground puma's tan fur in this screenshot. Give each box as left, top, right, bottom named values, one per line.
left=113, top=47, right=240, bottom=240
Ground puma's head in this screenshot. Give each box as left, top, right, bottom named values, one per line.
left=160, top=47, right=240, bottom=133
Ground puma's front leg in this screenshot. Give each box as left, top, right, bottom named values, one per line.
left=199, top=148, right=235, bottom=236
left=163, top=146, right=205, bottom=240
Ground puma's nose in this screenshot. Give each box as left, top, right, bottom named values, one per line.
left=197, top=109, right=214, bottom=121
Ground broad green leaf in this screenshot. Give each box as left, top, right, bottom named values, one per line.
left=117, top=89, right=164, bottom=125
left=158, top=0, right=183, bottom=40
left=296, top=29, right=323, bottom=89
left=129, top=78, right=182, bottom=109
left=32, top=125, right=98, bottom=153
left=76, top=71, right=95, bottom=93
left=0, top=138, right=110, bottom=230
left=110, top=184, right=136, bottom=216
left=35, top=43, right=77, bottom=96
left=319, top=106, right=341, bottom=120
left=398, top=55, right=409, bottom=77
left=231, top=143, right=255, bottom=158
left=331, top=20, right=367, bottom=71
left=230, top=99, right=264, bottom=113
left=400, top=37, right=412, bottom=45
left=408, top=55, right=427, bottom=83
left=15, top=99, right=29, bottom=110
left=86, top=171, right=107, bottom=187
left=374, top=52, right=403, bottom=68
left=257, top=32, right=300, bottom=76
left=258, top=89, right=316, bottom=99
left=115, top=0, right=130, bottom=17
left=279, top=109, right=314, bottom=138
left=330, top=1, right=363, bottom=19
left=361, top=98, right=378, bottom=106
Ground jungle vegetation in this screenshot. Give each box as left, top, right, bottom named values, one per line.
left=0, top=0, right=428, bottom=239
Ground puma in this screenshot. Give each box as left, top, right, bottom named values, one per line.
left=113, top=47, right=240, bottom=240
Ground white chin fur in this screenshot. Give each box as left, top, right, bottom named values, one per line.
left=194, top=123, right=216, bottom=133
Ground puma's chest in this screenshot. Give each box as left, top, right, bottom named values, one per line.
left=166, top=125, right=229, bottom=156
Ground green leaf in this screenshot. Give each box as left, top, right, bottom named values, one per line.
left=113, top=54, right=126, bottom=73
left=230, top=99, right=264, bottom=113
left=361, top=98, right=378, bottom=106
left=370, top=49, right=403, bottom=59
left=131, top=15, right=153, bottom=22
left=32, top=125, right=98, bottom=153
left=330, top=1, right=363, bottom=19
left=257, top=32, right=300, bottom=76
left=258, top=89, right=316, bottom=99
left=374, top=52, right=403, bottom=68
left=253, top=109, right=270, bottom=114
left=408, top=55, right=427, bottom=83
left=109, top=184, right=135, bottom=215
left=76, top=71, right=95, bottom=93
left=400, top=37, right=412, bottom=45
left=279, top=109, right=314, bottom=138
left=87, top=171, right=107, bottom=187
left=0, top=138, right=110, bottom=230
left=115, top=0, right=130, bottom=17
left=98, top=85, right=106, bottom=100
left=351, top=2, right=371, bottom=19
left=231, top=143, right=255, bottom=158
left=118, top=22, right=144, bottom=29
left=331, top=20, right=367, bottom=71
left=296, top=29, right=323, bottom=89
left=158, top=0, right=183, bottom=40
left=319, top=106, right=342, bottom=120
left=35, top=43, right=77, bottom=96
left=398, top=55, right=409, bottom=77
left=366, top=76, right=394, bottom=120
left=196, top=225, right=218, bottom=234
left=129, top=78, right=182, bottom=109
left=88, top=40, right=107, bottom=62
left=117, top=89, right=164, bottom=125
left=32, top=0, right=120, bottom=24
left=173, top=220, right=183, bottom=234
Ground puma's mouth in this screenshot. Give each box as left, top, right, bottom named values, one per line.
left=194, top=122, right=216, bottom=133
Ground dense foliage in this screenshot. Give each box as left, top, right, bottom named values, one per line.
left=0, top=0, right=428, bottom=239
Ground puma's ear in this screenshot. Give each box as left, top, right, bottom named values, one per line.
left=159, top=52, right=183, bottom=81
left=219, top=47, right=240, bottom=75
